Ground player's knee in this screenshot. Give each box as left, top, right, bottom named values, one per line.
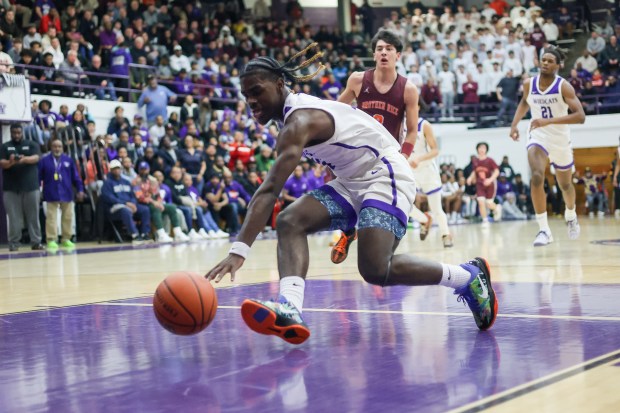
left=358, top=259, right=389, bottom=286
left=276, top=208, right=301, bottom=232
left=531, top=171, right=545, bottom=187
left=558, top=181, right=572, bottom=193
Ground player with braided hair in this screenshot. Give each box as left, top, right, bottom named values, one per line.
left=510, top=46, right=586, bottom=246
left=205, top=46, right=498, bottom=344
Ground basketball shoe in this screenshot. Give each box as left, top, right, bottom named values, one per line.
left=331, top=229, right=357, bottom=264
left=533, top=230, right=553, bottom=246
left=419, top=212, right=433, bottom=240
left=455, top=257, right=498, bottom=331
left=241, top=296, right=311, bottom=345
left=566, top=219, right=580, bottom=240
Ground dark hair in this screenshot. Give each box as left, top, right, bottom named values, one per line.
left=10, top=123, right=22, bottom=131
left=371, top=29, right=403, bottom=53
left=240, top=42, right=325, bottom=83
left=476, top=142, right=489, bottom=151
left=542, top=45, right=565, bottom=64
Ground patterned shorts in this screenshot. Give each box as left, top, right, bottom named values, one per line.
left=309, top=188, right=407, bottom=240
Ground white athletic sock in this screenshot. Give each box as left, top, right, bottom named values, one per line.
left=280, top=276, right=305, bottom=312
left=564, top=206, right=577, bottom=222
left=536, top=212, right=550, bottom=232
left=409, top=205, right=429, bottom=223
left=439, top=264, right=472, bottom=290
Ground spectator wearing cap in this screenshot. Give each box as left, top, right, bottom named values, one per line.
left=137, top=75, right=177, bottom=124
left=178, top=135, right=206, bottom=194
left=170, top=44, right=191, bottom=74
left=100, top=159, right=151, bottom=243
left=133, top=162, right=188, bottom=243
left=39, top=138, right=85, bottom=249
left=174, top=68, right=193, bottom=95
left=0, top=124, right=43, bottom=251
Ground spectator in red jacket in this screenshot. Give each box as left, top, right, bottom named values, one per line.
left=228, top=130, right=253, bottom=168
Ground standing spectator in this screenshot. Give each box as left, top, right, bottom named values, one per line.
left=109, top=35, right=132, bottom=86
left=39, top=138, right=85, bottom=249
left=100, top=159, right=151, bottom=243
left=495, top=69, right=520, bottom=126
left=137, top=74, right=177, bottom=124
left=133, top=162, right=187, bottom=243
left=0, top=124, right=43, bottom=251
left=282, top=165, right=308, bottom=208
left=421, top=78, right=442, bottom=122
left=437, top=62, right=456, bottom=120
left=462, top=73, right=479, bottom=120
left=358, top=0, right=375, bottom=40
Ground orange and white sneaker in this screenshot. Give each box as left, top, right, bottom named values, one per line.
left=419, top=212, right=433, bottom=241
left=241, top=297, right=310, bottom=345
left=330, top=229, right=357, bottom=264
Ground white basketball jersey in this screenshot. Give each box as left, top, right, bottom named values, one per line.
left=526, top=75, right=570, bottom=141
left=282, top=93, right=402, bottom=179
left=413, top=117, right=438, bottom=172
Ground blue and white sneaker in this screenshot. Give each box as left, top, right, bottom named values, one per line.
left=455, top=257, right=498, bottom=331
left=241, top=296, right=310, bottom=345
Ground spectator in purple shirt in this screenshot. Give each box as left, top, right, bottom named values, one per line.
left=282, top=165, right=309, bottom=208
left=174, top=69, right=193, bottom=95
left=39, top=138, right=85, bottom=249
left=321, top=73, right=343, bottom=100
left=495, top=172, right=515, bottom=204
left=305, top=163, right=326, bottom=191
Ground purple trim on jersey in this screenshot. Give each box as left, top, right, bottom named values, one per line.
left=283, top=106, right=292, bottom=117
left=331, top=142, right=380, bottom=157
left=417, top=117, right=425, bottom=132
left=531, top=76, right=540, bottom=94
left=425, top=186, right=442, bottom=195
left=527, top=142, right=549, bottom=156
left=548, top=77, right=562, bottom=95
left=551, top=161, right=574, bottom=170
left=380, top=156, right=398, bottom=206
left=361, top=199, right=408, bottom=228
left=320, top=184, right=358, bottom=231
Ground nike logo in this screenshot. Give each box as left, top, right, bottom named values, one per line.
left=447, top=268, right=451, bottom=281
left=478, top=276, right=489, bottom=299
left=371, top=170, right=380, bottom=175
left=292, top=283, right=302, bottom=287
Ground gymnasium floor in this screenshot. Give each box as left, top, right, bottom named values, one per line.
left=1, top=218, right=619, bottom=413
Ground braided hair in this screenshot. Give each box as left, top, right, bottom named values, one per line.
left=240, top=42, right=326, bottom=83
left=542, top=45, right=566, bottom=65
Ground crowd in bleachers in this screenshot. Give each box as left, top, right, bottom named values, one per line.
left=2, top=0, right=620, bottom=249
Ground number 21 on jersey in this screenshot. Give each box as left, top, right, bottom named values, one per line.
left=541, top=106, right=553, bottom=119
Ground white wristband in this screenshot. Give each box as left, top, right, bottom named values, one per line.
left=229, top=242, right=250, bottom=259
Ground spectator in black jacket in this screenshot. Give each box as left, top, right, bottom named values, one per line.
left=89, top=54, right=117, bottom=101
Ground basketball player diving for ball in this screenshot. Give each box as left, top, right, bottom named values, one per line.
left=510, top=47, right=585, bottom=246
left=205, top=44, right=498, bottom=345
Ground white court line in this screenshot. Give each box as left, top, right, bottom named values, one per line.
left=95, top=303, right=620, bottom=322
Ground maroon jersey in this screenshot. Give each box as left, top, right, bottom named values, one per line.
left=473, top=157, right=499, bottom=184
left=356, top=69, right=407, bottom=143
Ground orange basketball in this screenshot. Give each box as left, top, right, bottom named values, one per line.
left=153, top=271, right=218, bottom=335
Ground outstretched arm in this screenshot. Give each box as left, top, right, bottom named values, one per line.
left=206, top=109, right=333, bottom=282
left=510, top=78, right=531, bottom=141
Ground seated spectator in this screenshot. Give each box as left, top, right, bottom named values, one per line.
left=282, top=165, right=309, bottom=208
left=421, top=78, right=441, bottom=122
left=148, top=116, right=166, bottom=148
left=178, top=135, right=206, bottom=194
left=139, top=146, right=164, bottom=175
left=182, top=173, right=229, bottom=238
left=232, top=159, right=250, bottom=189
left=577, top=166, right=608, bottom=216
left=601, top=36, right=620, bottom=74
left=165, top=165, right=205, bottom=241
left=157, top=135, right=179, bottom=175
left=306, top=163, right=326, bottom=191
left=513, top=173, right=533, bottom=215
left=180, top=95, right=200, bottom=124
left=495, top=172, right=515, bottom=204
left=574, top=50, right=597, bottom=75
left=221, top=170, right=251, bottom=232
left=587, top=32, right=606, bottom=58
left=501, top=192, right=527, bottom=220
left=203, top=172, right=237, bottom=235
left=212, top=154, right=232, bottom=176
left=107, top=107, right=131, bottom=138
left=603, top=75, right=620, bottom=112
left=100, top=159, right=151, bottom=243
left=174, top=68, right=193, bottom=95
left=321, top=73, right=342, bottom=101
left=243, top=170, right=262, bottom=197
left=133, top=162, right=187, bottom=243
left=228, top=130, right=252, bottom=169
left=170, top=44, right=191, bottom=74
left=35, top=99, right=58, bottom=142
left=499, top=156, right=516, bottom=182
left=440, top=172, right=462, bottom=224
left=555, top=7, right=574, bottom=39
left=37, top=52, right=60, bottom=95
left=120, top=156, right=137, bottom=183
